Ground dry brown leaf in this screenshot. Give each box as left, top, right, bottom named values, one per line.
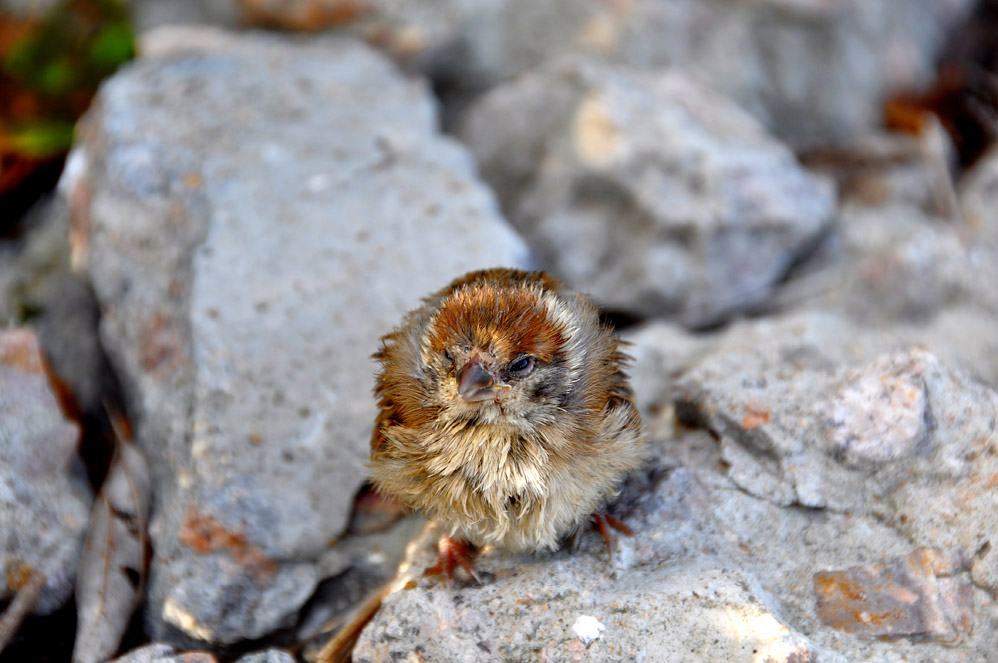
left=72, top=440, right=151, bottom=663
left=0, top=564, right=46, bottom=654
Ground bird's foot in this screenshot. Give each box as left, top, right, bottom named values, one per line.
left=424, top=536, right=481, bottom=584
left=583, top=512, right=632, bottom=563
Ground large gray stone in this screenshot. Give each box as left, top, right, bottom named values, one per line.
left=357, top=423, right=998, bottom=662
left=234, top=649, right=296, bottom=663
left=108, top=644, right=216, bottom=663
left=960, top=144, right=998, bottom=233
left=0, top=0, right=61, bottom=17
left=0, top=196, right=115, bottom=422
left=956, top=145, right=998, bottom=313
left=465, top=0, right=974, bottom=149
left=663, top=313, right=998, bottom=661
left=65, top=26, right=529, bottom=645
left=357, top=310, right=998, bottom=662
left=762, top=143, right=998, bottom=370
left=128, top=0, right=974, bottom=148
left=675, top=312, right=998, bottom=513
left=354, top=464, right=839, bottom=663
left=0, top=196, right=71, bottom=328
left=463, top=60, right=835, bottom=325
left=673, top=313, right=998, bottom=614
left=0, top=328, right=91, bottom=614
left=779, top=202, right=993, bottom=326
left=621, top=320, right=712, bottom=417
left=800, top=126, right=960, bottom=219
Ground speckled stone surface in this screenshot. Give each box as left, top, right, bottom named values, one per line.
left=0, top=328, right=91, bottom=615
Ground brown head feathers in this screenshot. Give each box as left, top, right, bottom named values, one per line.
left=427, top=280, right=567, bottom=364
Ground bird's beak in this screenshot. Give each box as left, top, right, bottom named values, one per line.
left=457, top=355, right=499, bottom=402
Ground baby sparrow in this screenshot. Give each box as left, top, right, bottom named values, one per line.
left=369, top=268, right=644, bottom=576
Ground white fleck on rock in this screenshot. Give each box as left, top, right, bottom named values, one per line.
left=571, top=615, right=604, bottom=645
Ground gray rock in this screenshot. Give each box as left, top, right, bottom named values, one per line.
left=0, top=196, right=117, bottom=419
left=814, top=547, right=973, bottom=643
left=327, top=0, right=483, bottom=77
left=356, top=433, right=997, bottom=662
left=132, top=0, right=478, bottom=78
left=106, top=644, right=176, bottom=663
left=0, top=0, right=61, bottom=17
left=354, top=464, right=836, bottom=663
left=296, top=514, right=428, bottom=653
left=129, top=1, right=974, bottom=148
left=357, top=561, right=824, bottom=663
left=0, top=328, right=92, bottom=615
left=130, top=0, right=240, bottom=34
left=621, top=320, right=712, bottom=417
left=840, top=206, right=971, bottom=320
left=234, top=649, right=296, bottom=663
left=799, top=204, right=986, bottom=324
left=66, top=26, right=529, bottom=645
left=960, top=144, right=998, bottom=233
left=463, top=60, right=835, bottom=325
left=113, top=642, right=174, bottom=663
left=909, top=306, right=998, bottom=388
left=707, top=463, right=994, bottom=662
left=955, top=146, right=998, bottom=314
left=802, top=127, right=959, bottom=218
left=0, top=196, right=70, bottom=328
left=353, top=301, right=998, bottom=661
left=448, top=0, right=971, bottom=149
left=29, top=271, right=109, bottom=416
left=675, top=312, right=998, bottom=512
left=511, top=0, right=971, bottom=148
left=672, top=312, right=998, bottom=618
left=108, top=644, right=216, bottom=663
left=764, top=200, right=998, bottom=377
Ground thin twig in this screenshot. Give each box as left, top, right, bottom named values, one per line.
left=0, top=567, right=47, bottom=654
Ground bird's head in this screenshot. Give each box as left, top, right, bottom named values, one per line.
left=419, top=280, right=577, bottom=426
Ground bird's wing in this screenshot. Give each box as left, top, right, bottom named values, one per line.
left=370, top=330, right=404, bottom=456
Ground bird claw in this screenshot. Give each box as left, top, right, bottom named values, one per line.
left=424, top=536, right=482, bottom=584
left=590, top=512, right=632, bottom=564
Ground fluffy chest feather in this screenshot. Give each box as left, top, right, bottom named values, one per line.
left=421, top=418, right=552, bottom=509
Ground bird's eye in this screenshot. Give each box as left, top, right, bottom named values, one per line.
left=508, top=355, right=535, bottom=377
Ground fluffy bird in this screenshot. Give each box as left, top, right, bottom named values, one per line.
left=369, top=268, right=644, bottom=575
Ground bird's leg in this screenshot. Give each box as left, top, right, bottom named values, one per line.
left=590, top=512, right=632, bottom=560
left=424, top=536, right=481, bottom=583
left=605, top=513, right=632, bottom=536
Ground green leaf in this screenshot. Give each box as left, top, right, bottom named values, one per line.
left=6, top=121, right=75, bottom=157
left=88, top=22, right=134, bottom=73
left=38, top=59, right=75, bottom=96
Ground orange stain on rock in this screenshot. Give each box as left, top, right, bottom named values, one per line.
left=0, top=329, right=45, bottom=374
left=6, top=560, right=34, bottom=590
left=741, top=402, right=771, bottom=429
left=139, top=311, right=184, bottom=377
left=174, top=654, right=218, bottom=663
left=178, top=507, right=277, bottom=582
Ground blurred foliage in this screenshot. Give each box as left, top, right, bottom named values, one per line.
left=0, top=0, right=134, bottom=216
